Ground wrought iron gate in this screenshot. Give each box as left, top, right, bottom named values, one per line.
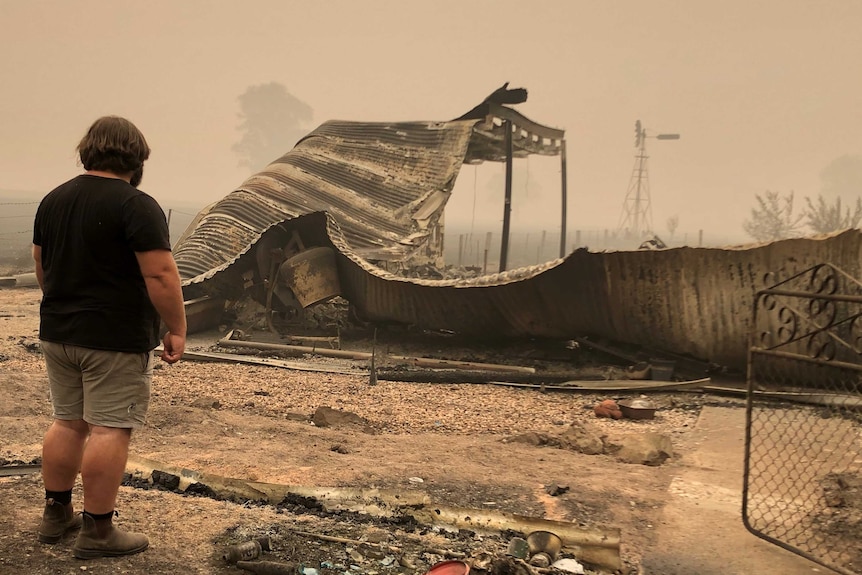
left=744, top=263, right=862, bottom=574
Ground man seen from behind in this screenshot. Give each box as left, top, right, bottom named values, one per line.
left=32, top=115, right=186, bottom=558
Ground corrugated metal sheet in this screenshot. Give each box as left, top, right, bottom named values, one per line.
left=330, top=228, right=862, bottom=369
left=465, top=102, right=565, bottom=162
left=174, top=93, right=566, bottom=284
left=174, top=119, right=477, bottom=283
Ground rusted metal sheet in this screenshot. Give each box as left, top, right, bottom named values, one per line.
left=174, top=119, right=477, bottom=283
left=465, top=102, right=565, bottom=162
left=183, top=296, right=225, bottom=334
left=174, top=88, right=565, bottom=284
left=278, top=246, right=341, bottom=307
left=331, top=229, right=862, bottom=369
left=180, top=193, right=862, bottom=370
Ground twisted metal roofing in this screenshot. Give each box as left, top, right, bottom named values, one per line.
left=174, top=118, right=477, bottom=283
left=331, top=227, right=862, bottom=369
left=171, top=94, right=862, bottom=369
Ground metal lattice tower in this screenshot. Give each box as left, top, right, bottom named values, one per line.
left=618, top=120, right=679, bottom=238
left=618, top=120, right=652, bottom=236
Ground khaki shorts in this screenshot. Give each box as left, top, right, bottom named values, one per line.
left=41, top=341, right=153, bottom=429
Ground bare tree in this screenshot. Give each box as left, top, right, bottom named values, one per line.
left=232, top=82, right=313, bottom=172
left=804, top=195, right=862, bottom=233
left=742, top=190, right=804, bottom=242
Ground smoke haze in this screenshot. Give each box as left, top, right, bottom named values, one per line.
left=1, top=0, right=860, bottom=245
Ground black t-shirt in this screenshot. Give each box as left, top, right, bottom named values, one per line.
left=33, top=174, right=172, bottom=352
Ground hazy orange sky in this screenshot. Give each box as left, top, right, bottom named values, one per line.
left=1, top=1, right=860, bottom=244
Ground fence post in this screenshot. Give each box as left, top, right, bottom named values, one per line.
left=559, top=139, right=568, bottom=258
left=484, top=231, right=492, bottom=274
left=500, top=120, right=513, bottom=273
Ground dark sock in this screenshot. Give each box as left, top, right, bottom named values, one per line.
left=45, top=489, right=72, bottom=505
left=82, top=510, right=115, bottom=521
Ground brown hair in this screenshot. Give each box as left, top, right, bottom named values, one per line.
left=76, top=116, right=151, bottom=174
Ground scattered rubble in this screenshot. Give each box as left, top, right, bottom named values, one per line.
left=503, top=421, right=674, bottom=467
left=810, top=471, right=862, bottom=568
left=0, top=288, right=747, bottom=574
left=544, top=485, right=570, bottom=497
left=608, top=434, right=674, bottom=467
left=312, top=406, right=371, bottom=431
left=556, top=423, right=605, bottom=456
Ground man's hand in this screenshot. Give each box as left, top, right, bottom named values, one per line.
left=161, top=331, right=185, bottom=364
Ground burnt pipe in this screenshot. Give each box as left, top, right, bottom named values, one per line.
left=119, top=472, right=423, bottom=529
left=273, top=495, right=422, bottom=529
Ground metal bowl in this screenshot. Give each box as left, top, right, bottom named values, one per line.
left=526, top=530, right=562, bottom=560
left=618, top=398, right=657, bottom=420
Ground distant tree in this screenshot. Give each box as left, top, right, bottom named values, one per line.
left=742, top=190, right=804, bottom=242
left=232, top=82, right=313, bottom=172
left=666, top=215, right=679, bottom=239
left=803, top=195, right=862, bottom=233
left=820, top=155, right=862, bottom=201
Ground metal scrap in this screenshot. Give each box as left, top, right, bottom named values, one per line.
left=216, top=330, right=537, bottom=375
left=0, top=463, right=42, bottom=478
left=158, top=348, right=364, bottom=376
left=124, top=455, right=621, bottom=572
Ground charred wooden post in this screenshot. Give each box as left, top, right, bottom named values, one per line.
left=483, top=231, right=492, bottom=274
left=500, top=119, right=513, bottom=273
left=560, top=138, right=568, bottom=258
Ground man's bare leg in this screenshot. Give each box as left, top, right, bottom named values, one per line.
left=42, top=419, right=89, bottom=490
left=39, top=419, right=88, bottom=543
left=80, top=426, right=131, bottom=514
left=73, top=425, right=149, bottom=558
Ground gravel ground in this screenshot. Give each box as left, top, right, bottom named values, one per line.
left=0, top=285, right=735, bottom=575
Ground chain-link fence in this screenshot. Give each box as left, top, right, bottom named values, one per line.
left=745, top=263, right=862, bottom=574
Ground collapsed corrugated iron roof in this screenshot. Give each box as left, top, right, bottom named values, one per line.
left=172, top=88, right=862, bottom=370
left=175, top=118, right=472, bottom=275
left=174, top=85, right=564, bottom=283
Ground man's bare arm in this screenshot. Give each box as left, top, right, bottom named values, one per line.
left=32, top=245, right=44, bottom=291
left=135, top=249, right=186, bottom=363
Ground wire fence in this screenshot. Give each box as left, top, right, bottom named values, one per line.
left=744, top=263, right=862, bottom=574
left=0, top=201, right=39, bottom=272
left=442, top=227, right=722, bottom=272
left=0, top=203, right=200, bottom=274
left=2, top=200, right=732, bottom=274
left=0, top=205, right=198, bottom=239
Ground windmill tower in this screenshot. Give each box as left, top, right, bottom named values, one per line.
left=618, top=120, right=679, bottom=238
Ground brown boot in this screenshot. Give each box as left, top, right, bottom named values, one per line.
left=72, top=512, right=149, bottom=559
left=38, top=498, right=82, bottom=543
